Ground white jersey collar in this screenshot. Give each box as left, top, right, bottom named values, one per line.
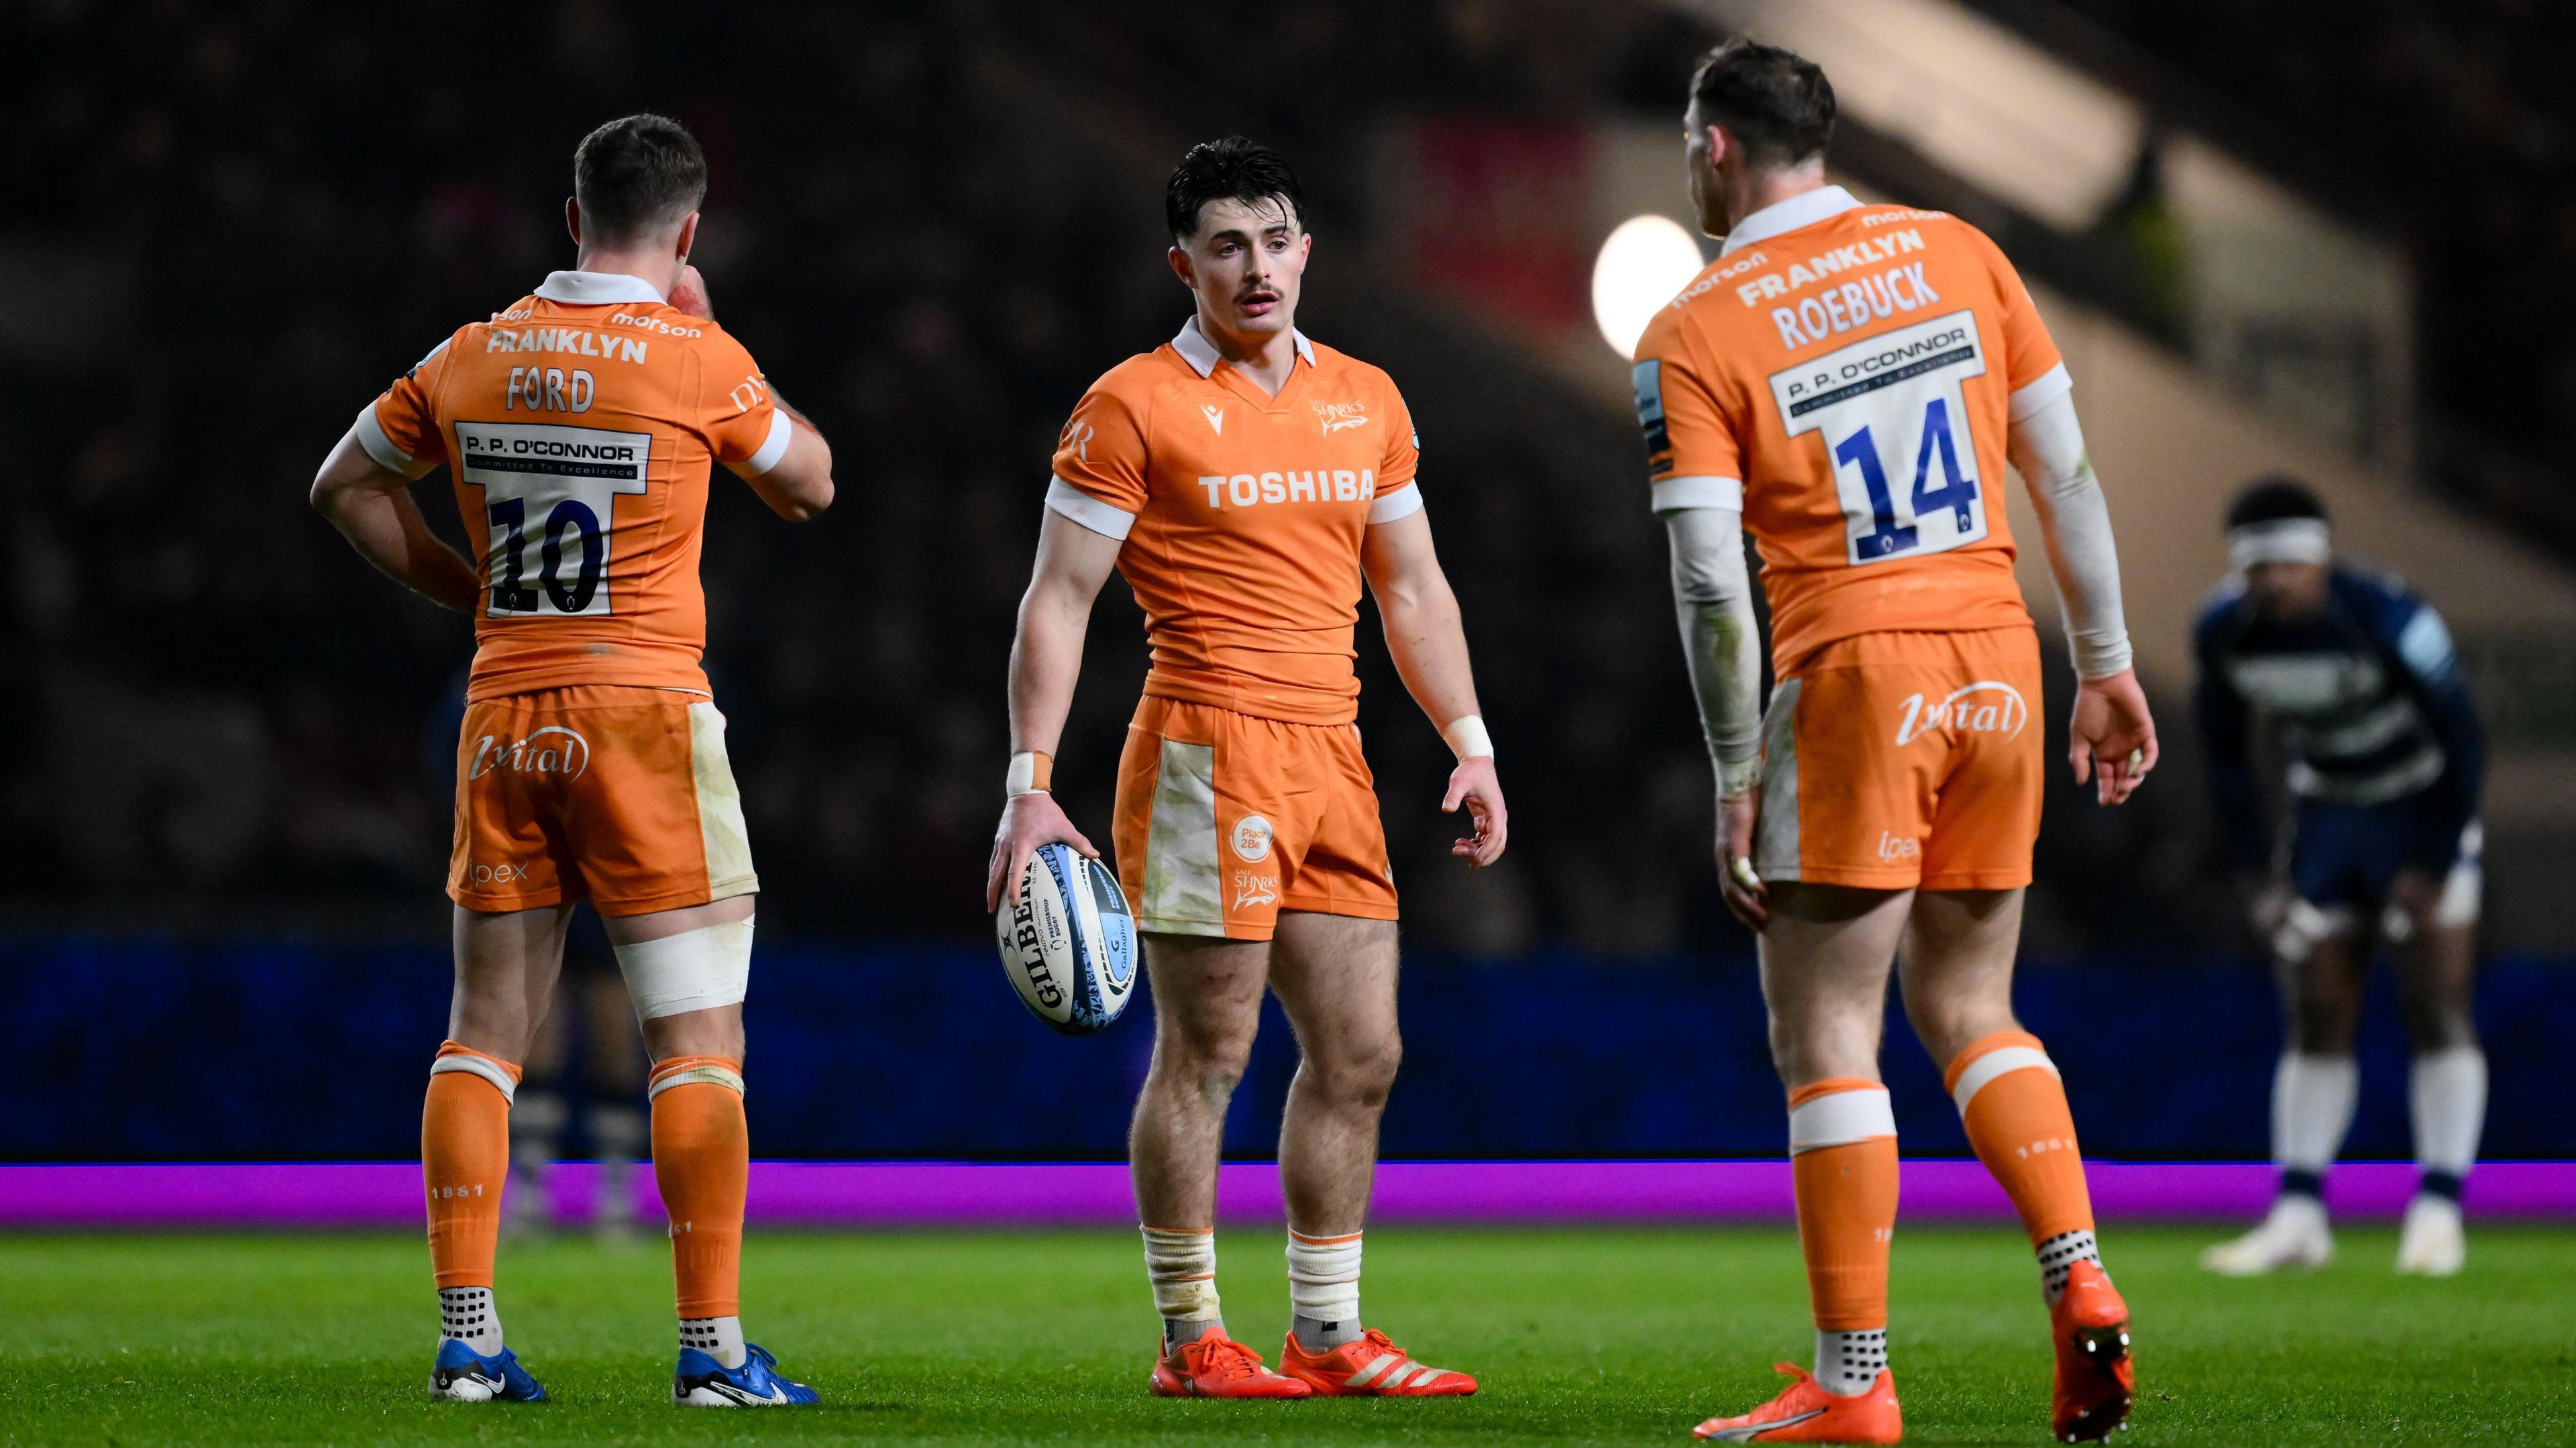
left=533, top=270, right=668, bottom=305
left=1719, top=185, right=1862, bottom=257
left=1172, top=315, right=1315, bottom=379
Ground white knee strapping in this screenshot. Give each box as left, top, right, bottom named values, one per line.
left=615, top=917, right=753, bottom=1021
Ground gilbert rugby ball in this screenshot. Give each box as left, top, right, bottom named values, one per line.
left=995, top=843, right=1138, bottom=1035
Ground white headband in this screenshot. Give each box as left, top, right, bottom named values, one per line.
left=2229, top=518, right=2331, bottom=570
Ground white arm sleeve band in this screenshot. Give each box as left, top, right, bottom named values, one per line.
left=742, top=410, right=794, bottom=475
left=1366, top=485, right=1424, bottom=524
left=1664, top=506, right=1764, bottom=796
left=1044, top=477, right=1138, bottom=541
left=2007, top=390, right=2133, bottom=679
left=613, top=916, right=753, bottom=1021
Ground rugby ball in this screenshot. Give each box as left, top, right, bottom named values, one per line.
left=995, top=843, right=1138, bottom=1035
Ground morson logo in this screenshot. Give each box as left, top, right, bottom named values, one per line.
left=468, top=726, right=592, bottom=781
left=1894, top=681, right=2027, bottom=746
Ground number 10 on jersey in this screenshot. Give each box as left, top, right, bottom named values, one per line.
left=1770, top=310, right=1990, bottom=567
left=457, top=421, right=651, bottom=618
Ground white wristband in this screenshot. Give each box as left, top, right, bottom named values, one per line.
left=1006, top=750, right=1053, bottom=796
left=1440, top=714, right=1493, bottom=761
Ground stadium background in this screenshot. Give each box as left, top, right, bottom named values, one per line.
left=7, top=0, right=2576, bottom=1169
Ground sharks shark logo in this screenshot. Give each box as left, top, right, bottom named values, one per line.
left=1313, top=400, right=1371, bottom=435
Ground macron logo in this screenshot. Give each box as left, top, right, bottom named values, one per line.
left=1203, top=404, right=1226, bottom=435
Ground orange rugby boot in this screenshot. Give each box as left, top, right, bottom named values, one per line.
left=1694, top=1363, right=1902, bottom=1443
left=1278, top=1327, right=1477, bottom=1396
left=1148, top=1324, right=1312, bottom=1399
left=2049, top=1260, right=2134, bottom=1442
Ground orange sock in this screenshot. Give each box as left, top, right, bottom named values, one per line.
left=423, top=1041, right=522, bottom=1290
left=650, top=1056, right=749, bottom=1319
left=1944, top=1031, right=2094, bottom=1245
left=1786, top=1078, right=1900, bottom=1331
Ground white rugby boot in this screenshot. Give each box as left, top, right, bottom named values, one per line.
left=2201, top=1194, right=2332, bottom=1275
left=2394, top=1194, right=2466, bottom=1276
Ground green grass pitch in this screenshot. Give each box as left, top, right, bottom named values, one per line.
left=4, top=1225, right=2571, bottom=1445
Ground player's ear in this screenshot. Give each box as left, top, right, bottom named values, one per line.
left=565, top=197, right=583, bottom=247
left=1167, top=243, right=1195, bottom=291
left=674, top=212, right=700, bottom=261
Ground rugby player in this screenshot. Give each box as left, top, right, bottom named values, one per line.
left=310, top=114, right=833, bottom=1406
left=984, top=137, right=1505, bottom=1400
left=2195, top=478, right=2487, bottom=1278
left=1634, top=43, right=2157, bottom=1443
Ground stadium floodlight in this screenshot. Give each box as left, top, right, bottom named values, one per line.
left=1593, top=215, right=1706, bottom=361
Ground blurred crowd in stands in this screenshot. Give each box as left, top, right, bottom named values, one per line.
left=2053, top=0, right=2576, bottom=474
left=7, top=0, right=2471, bottom=954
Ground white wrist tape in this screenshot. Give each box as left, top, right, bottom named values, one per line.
left=1440, top=715, right=1493, bottom=761
left=614, top=916, right=753, bottom=1021
left=1006, top=750, right=1053, bottom=795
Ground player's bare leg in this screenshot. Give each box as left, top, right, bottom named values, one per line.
left=1128, top=933, right=1307, bottom=1397
left=2393, top=897, right=2483, bottom=1276
left=578, top=968, right=650, bottom=1237
left=1902, top=888, right=2132, bottom=1442
left=424, top=903, right=574, bottom=1400
left=1259, top=912, right=1469, bottom=1395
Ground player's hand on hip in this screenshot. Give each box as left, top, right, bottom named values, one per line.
left=1441, top=755, right=1508, bottom=869
left=985, top=791, right=1098, bottom=911
left=1715, top=785, right=1768, bottom=930
left=2068, top=667, right=2158, bottom=806
left=669, top=264, right=714, bottom=321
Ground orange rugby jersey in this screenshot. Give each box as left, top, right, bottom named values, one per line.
left=1632, top=187, right=2069, bottom=677
left=1049, top=319, right=1421, bottom=726
left=354, top=270, right=792, bottom=702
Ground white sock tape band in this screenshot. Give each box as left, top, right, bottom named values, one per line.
left=429, top=1053, right=519, bottom=1105
left=1949, top=1046, right=2059, bottom=1114
left=1787, top=1087, right=1896, bottom=1154
left=1286, top=1230, right=1363, bottom=1324
left=1141, top=1226, right=1222, bottom=1321
left=1440, top=714, right=1493, bottom=761
left=614, top=917, right=753, bottom=1021
left=647, top=1061, right=745, bottom=1099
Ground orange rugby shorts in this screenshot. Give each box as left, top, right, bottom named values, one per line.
left=1112, top=695, right=1399, bottom=941
left=1753, top=627, right=2044, bottom=891
left=448, top=685, right=757, bottom=915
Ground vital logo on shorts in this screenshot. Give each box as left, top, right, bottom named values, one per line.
left=467, top=726, right=592, bottom=781
left=1230, top=815, right=1275, bottom=862
left=1893, top=681, right=2027, bottom=746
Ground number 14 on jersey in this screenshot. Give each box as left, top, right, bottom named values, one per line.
left=1770, top=310, right=1989, bottom=567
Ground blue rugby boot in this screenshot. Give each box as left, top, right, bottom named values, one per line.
left=674, top=1341, right=820, bottom=1406
left=429, top=1337, right=549, bottom=1402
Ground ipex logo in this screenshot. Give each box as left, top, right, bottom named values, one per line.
left=468, top=726, right=592, bottom=781
left=1876, top=832, right=1921, bottom=862
left=1893, top=681, right=2027, bottom=746
left=1230, top=814, right=1274, bottom=863
left=1313, top=400, right=1370, bottom=435
left=466, top=862, right=533, bottom=885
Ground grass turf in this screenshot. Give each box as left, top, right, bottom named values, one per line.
left=3, top=1225, right=2571, bottom=1445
